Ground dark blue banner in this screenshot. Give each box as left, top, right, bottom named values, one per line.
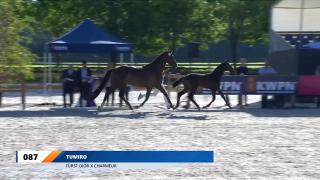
left=246, top=76, right=298, bottom=94
left=197, top=76, right=245, bottom=95
left=53, top=151, right=214, bottom=163
left=220, top=76, right=246, bottom=94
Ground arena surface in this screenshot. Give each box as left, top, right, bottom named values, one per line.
left=0, top=91, right=320, bottom=179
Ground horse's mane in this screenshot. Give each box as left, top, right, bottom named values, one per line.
left=143, top=51, right=168, bottom=69
left=211, top=62, right=228, bottom=77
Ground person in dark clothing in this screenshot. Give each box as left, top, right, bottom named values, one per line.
left=61, top=65, right=76, bottom=107
left=236, top=58, right=249, bottom=75
left=77, top=61, right=92, bottom=107
left=236, top=58, right=249, bottom=106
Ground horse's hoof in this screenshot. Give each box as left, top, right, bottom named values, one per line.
left=182, top=105, right=190, bottom=109
left=97, top=106, right=102, bottom=111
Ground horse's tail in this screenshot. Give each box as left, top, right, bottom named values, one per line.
left=92, top=69, right=114, bottom=99
left=172, top=77, right=184, bottom=87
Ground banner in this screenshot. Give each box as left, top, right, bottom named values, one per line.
left=298, top=76, right=320, bottom=95
left=178, top=75, right=320, bottom=95
left=246, top=76, right=298, bottom=94
left=220, top=76, right=246, bottom=94
left=199, top=76, right=245, bottom=95
left=16, top=151, right=214, bottom=163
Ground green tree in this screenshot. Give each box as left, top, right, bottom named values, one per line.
left=0, top=0, right=36, bottom=81
left=23, top=0, right=202, bottom=55
left=185, top=0, right=225, bottom=50
left=21, top=0, right=276, bottom=59
left=210, top=0, right=276, bottom=66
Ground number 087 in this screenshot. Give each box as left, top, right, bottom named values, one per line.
left=23, top=154, right=38, bottom=160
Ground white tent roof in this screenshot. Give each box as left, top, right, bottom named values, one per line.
left=272, top=0, right=320, bottom=32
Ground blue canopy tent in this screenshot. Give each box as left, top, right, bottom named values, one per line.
left=43, top=19, right=134, bottom=103
left=47, top=18, right=133, bottom=54
left=303, top=42, right=320, bottom=49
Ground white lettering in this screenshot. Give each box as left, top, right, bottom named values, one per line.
left=286, top=82, right=296, bottom=91
left=220, top=82, right=242, bottom=91
left=66, top=155, right=87, bottom=159
left=257, top=82, right=264, bottom=91
left=256, top=81, right=296, bottom=91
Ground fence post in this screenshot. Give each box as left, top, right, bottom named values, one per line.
left=239, top=76, right=244, bottom=108
left=290, top=95, right=296, bottom=108
left=0, top=92, right=2, bottom=107
left=239, top=94, right=243, bottom=109
left=21, top=79, right=26, bottom=110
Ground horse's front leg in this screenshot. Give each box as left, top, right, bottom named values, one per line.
left=218, top=89, right=231, bottom=108
left=156, top=85, right=174, bottom=109
left=135, top=88, right=152, bottom=109
left=203, top=89, right=216, bottom=109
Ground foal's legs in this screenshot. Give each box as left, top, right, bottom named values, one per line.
left=203, top=89, right=216, bottom=109
left=156, top=85, right=174, bottom=109
left=119, top=87, right=133, bottom=110
left=136, top=88, right=152, bottom=108
left=174, top=89, right=188, bottom=109
left=188, top=89, right=200, bottom=111
left=218, top=89, right=231, bottom=108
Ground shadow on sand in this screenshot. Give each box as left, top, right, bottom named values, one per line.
left=0, top=104, right=319, bottom=118
left=171, top=102, right=320, bottom=118
left=156, top=112, right=209, bottom=120
left=0, top=108, right=153, bottom=119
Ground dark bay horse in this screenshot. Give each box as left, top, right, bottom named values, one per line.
left=92, top=51, right=177, bottom=110
left=172, top=61, right=234, bottom=110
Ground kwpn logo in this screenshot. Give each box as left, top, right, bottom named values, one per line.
left=256, top=81, right=296, bottom=92
left=220, top=76, right=246, bottom=94
left=255, top=76, right=297, bottom=94
left=245, top=76, right=298, bottom=94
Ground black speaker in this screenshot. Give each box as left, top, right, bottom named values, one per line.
left=188, top=42, right=200, bottom=58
